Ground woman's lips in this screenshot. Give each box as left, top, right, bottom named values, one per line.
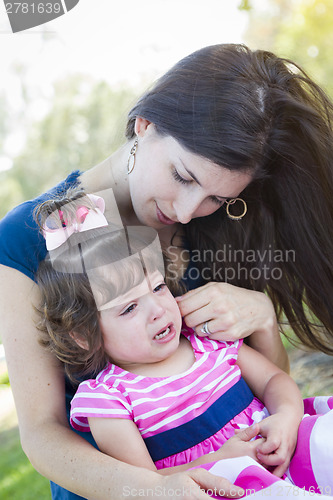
left=156, top=204, right=176, bottom=225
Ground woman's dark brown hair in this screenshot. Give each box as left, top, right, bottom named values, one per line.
left=127, top=43, right=333, bottom=353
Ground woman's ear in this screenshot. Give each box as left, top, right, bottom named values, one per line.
left=69, top=331, right=89, bottom=351
left=134, top=117, right=153, bottom=137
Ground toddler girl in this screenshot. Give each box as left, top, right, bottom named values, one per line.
left=36, top=188, right=333, bottom=499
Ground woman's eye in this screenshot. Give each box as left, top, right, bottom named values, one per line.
left=153, top=283, right=167, bottom=293
left=172, top=167, right=225, bottom=205
left=172, top=168, right=191, bottom=185
left=121, top=303, right=137, bottom=316
left=209, top=195, right=225, bottom=206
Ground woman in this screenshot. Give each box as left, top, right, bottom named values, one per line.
left=0, top=43, right=332, bottom=499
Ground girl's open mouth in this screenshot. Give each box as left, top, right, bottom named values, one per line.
left=153, top=324, right=175, bottom=343
left=154, top=326, right=171, bottom=340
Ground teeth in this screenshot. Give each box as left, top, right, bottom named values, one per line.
left=155, top=326, right=170, bottom=340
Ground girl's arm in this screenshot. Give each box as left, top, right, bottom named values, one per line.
left=176, top=282, right=290, bottom=373
left=0, top=266, right=242, bottom=500
left=237, top=343, right=304, bottom=477
left=88, top=411, right=265, bottom=476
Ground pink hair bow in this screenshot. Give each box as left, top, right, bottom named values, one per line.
left=43, top=194, right=108, bottom=251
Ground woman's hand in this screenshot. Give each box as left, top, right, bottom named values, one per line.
left=176, top=282, right=275, bottom=341
left=176, top=282, right=289, bottom=371
left=160, top=469, right=245, bottom=499
left=158, top=425, right=267, bottom=498
left=255, top=413, right=300, bottom=478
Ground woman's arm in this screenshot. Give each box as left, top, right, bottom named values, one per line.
left=0, top=265, right=243, bottom=499
left=237, top=343, right=304, bottom=477
left=176, top=282, right=290, bottom=372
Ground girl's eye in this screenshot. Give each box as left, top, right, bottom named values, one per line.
left=153, top=282, right=167, bottom=293
left=121, top=303, right=137, bottom=316
left=172, top=168, right=191, bottom=185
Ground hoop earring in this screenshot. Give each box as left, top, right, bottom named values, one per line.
left=127, top=138, right=138, bottom=175
left=225, top=198, right=247, bottom=220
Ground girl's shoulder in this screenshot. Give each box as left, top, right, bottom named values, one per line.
left=74, top=363, right=137, bottom=398
left=181, top=322, right=243, bottom=355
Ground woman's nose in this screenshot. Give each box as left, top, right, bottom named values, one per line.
left=174, top=198, right=201, bottom=225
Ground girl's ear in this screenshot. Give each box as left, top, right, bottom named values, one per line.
left=69, top=331, right=89, bottom=351
left=134, top=117, right=153, bottom=137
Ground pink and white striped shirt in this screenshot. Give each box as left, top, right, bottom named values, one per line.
left=71, top=327, right=333, bottom=484
left=70, top=327, right=244, bottom=437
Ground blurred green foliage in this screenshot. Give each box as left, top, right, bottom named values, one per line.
left=244, top=0, right=333, bottom=96
left=0, top=371, right=10, bottom=386
left=1, top=2, right=333, bottom=220
left=238, top=0, right=252, bottom=10
left=0, top=74, right=138, bottom=219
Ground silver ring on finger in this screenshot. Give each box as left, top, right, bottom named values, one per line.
left=201, top=320, right=212, bottom=335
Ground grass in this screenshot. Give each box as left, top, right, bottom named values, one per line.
left=0, top=386, right=51, bottom=500
left=0, top=427, right=51, bottom=499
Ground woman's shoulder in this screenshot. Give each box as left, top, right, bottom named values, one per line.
left=0, top=171, right=82, bottom=280
left=0, top=170, right=82, bottom=231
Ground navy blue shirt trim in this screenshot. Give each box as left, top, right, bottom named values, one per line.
left=143, top=377, right=254, bottom=462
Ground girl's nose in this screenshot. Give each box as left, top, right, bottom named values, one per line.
left=148, top=296, right=165, bottom=322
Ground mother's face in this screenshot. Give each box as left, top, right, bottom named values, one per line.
left=128, top=118, right=253, bottom=229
